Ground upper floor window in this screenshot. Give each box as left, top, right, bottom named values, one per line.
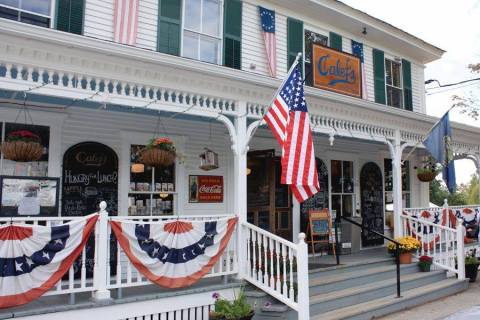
left=304, top=30, right=328, bottom=86
left=183, top=0, right=222, bottom=64
left=0, top=0, right=51, bottom=27
left=385, top=59, right=403, bottom=108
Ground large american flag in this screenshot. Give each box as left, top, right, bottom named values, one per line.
left=263, top=62, right=320, bottom=202
left=259, top=6, right=276, bottom=77
left=113, top=0, right=139, bottom=45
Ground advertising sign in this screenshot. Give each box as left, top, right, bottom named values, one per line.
left=312, top=44, right=362, bottom=98
left=189, top=175, right=223, bottom=203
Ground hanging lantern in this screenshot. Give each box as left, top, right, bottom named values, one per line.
left=199, top=148, right=219, bottom=171
left=0, top=130, right=43, bottom=162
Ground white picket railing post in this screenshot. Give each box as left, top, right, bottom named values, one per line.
left=443, top=198, right=450, bottom=227
left=296, top=233, right=310, bottom=320
left=93, top=201, right=112, bottom=301
left=456, top=218, right=466, bottom=280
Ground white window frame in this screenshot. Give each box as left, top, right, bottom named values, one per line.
left=384, top=57, right=404, bottom=109
left=330, top=159, right=356, bottom=218
left=180, top=0, right=224, bottom=64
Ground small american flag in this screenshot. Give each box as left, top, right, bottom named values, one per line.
left=263, top=62, right=320, bottom=202
left=113, top=0, right=139, bottom=45
left=259, top=6, right=277, bottom=77
left=352, top=40, right=368, bottom=99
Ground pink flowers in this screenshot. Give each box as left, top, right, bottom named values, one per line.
left=419, top=255, right=433, bottom=263
left=6, top=130, right=41, bottom=143
left=212, top=292, right=220, bottom=300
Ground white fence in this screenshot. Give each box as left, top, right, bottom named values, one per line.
left=240, top=221, right=310, bottom=320
left=402, top=201, right=467, bottom=280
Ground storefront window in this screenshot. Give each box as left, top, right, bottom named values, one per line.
left=0, top=122, right=49, bottom=176
left=128, top=145, right=175, bottom=216
left=384, top=158, right=410, bottom=208
left=331, top=160, right=354, bottom=217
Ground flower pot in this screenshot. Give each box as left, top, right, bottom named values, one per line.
left=399, top=252, right=413, bottom=264
left=139, top=148, right=176, bottom=167
left=0, top=141, right=43, bottom=162
left=465, top=264, right=479, bottom=282
left=209, top=311, right=254, bottom=320
left=417, top=171, right=437, bottom=182
left=419, top=263, right=431, bottom=272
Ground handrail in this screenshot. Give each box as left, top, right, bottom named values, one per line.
left=335, top=216, right=402, bottom=298
left=402, top=215, right=456, bottom=232
left=242, top=221, right=299, bottom=248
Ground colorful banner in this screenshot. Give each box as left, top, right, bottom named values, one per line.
left=0, top=214, right=98, bottom=308
left=110, top=217, right=237, bottom=288
left=189, top=175, right=223, bottom=203
left=312, top=44, right=362, bottom=98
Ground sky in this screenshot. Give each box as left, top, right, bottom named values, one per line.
left=341, top=0, right=480, bottom=185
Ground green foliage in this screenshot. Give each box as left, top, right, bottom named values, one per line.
left=465, top=249, right=479, bottom=265
left=211, top=291, right=253, bottom=320
left=429, top=179, right=468, bottom=206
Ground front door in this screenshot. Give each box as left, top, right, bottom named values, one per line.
left=360, top=162, right=384, bottom=247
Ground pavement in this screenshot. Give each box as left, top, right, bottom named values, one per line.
left=379, top=281, right=480, bottom=320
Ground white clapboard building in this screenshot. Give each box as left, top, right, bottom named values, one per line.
left=0, top=0, right=478, bottom=319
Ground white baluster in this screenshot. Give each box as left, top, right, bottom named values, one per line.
left=246, top=228, right=251, bottom=277
left=253, top=231, right=258, bottom=281
left=281, top=244, right=287, bottom=295
left=288, top=247, right=294, bottom=299
left=275, top=241, right=280, bottom=291
left=5, top=63, right=12, bottom=79
left=81, top=246, right=86, bottom=288
left=269, top=238, right=274, bottom=288
left=262, top=234, right=268, bottom=285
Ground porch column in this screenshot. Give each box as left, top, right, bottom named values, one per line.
left=388, top=130, right=404, bottom=238
left=234, top=101, right=248, bottom=278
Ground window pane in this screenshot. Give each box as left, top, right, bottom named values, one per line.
left=0, top=0, right=19, bottom=8
left=386, top=85, right=393, bottom=106
left=385, top=59, right=392, bottom=85
left=343, top=161, right=354, bottom=193
left=200, top=36, right=218, bottom=63
left=342, top=195, right=353, bottom=217
left=391, top=87, right=403, bottom=108
left=391, top=62, right=402, bottom=87
left=184, top=0, right=201, bottom=31
left=0, top=5, right=18, bottom=20
left=202, top=0, right=219, bottom=36
left=331, top=160, right=342, bottom=193
left=20, top=11, right=49, bottom=27
left=332, top=195, right=341, bottom=218
left=304, top=30, right=328, bottom=63
left=183, top=31, right=198, bottom=59
left=22, top=0, right=50, bottom=16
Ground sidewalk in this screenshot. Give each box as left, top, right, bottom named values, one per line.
left=380, top=281, right=480, bottom=320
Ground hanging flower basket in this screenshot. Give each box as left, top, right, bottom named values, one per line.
left=0, top=130, right=43, bottom=162
left=139, top=137, right=176, bottom=167
left=416, top=157, right=441, bottom=182
left=417, top=170, right=439, bottom=182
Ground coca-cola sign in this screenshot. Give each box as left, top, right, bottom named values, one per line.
left=189, top=175, right=223, bottom=203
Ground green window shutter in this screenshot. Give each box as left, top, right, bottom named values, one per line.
left=287, top=18, right=303, bottom=69
left=329, top=32, right=342, bottom=51
left=373, top=48, right=386, bottom=104
left=56, top=0, right=84, bottom=35
left=402, top=59, right=413, bottom=111
left=223, top=0, right=242, bottom=69
left=157, top=0, right=181, bottom=55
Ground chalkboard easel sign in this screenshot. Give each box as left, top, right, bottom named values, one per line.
left=307, top=209, right=335, bottom=256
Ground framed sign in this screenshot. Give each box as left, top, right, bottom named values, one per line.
left=307, top=209, right=335, bottom=256
left=312, top=44, right=362, bottom=98
left=0, top=176, right=59, bottom=217
left=189, top=175, right=223, bottom=203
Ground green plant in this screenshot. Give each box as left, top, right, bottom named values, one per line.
left=387, top=236, right=421, bottom=254
left=146, top=137, right=176, bottom=152
left=418, top=255, right=433, bottom=267
left=465, top=249, right=479, bottom=265
left=210, top=290, right=254, bottom=320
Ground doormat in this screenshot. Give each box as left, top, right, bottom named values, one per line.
left=308, top=263, right=339, bottom=269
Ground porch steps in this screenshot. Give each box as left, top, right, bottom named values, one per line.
left=308, top=259, right=468, bottom=320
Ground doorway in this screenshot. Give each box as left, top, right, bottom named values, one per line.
left=360, top=162, right=384, bottom=247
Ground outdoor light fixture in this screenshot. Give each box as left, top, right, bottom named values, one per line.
left=131, top=163, right=145, bottom=173
left=159, top=192, right=169, bottom=199
left=246, top=167, right=252, bottom=175
left=425, top=79, right=441, bottom=86
left=362, top=27, right=367, bottom=35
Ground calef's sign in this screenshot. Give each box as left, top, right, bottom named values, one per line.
left=312, top=44, right=362, bottom=98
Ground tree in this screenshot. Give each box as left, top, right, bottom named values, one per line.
left=429, top=178, right=468, bottom=206
left=429, top=179, right=448, bottom=206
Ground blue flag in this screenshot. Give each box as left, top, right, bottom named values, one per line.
left=423, top=111, right=456, bottom=193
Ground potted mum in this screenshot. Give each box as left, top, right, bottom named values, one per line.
left=418, top=255, right=433, bottom=272
left=0, top=130, right=43, bottom=162
left=465, top=249, right=479, bottom=282
left=139, top=137, right=176, bottom=167
left=209, top=291, right=254, bottom=320
left=387, top=236, right=421, bottom=264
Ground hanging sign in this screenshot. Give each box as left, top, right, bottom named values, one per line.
left=189, top=175, right=223, bottom=203
left=312, top=44, right=362, bottom=98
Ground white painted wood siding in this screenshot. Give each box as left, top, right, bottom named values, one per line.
left=276, top=14, right=288, bottom=78
left=84, top=0, right=114, bottom=41
left=342, top=36, right=352, bottom=54
left=363, top=44, right=375, bottom=102
left=136, top=0, right=158, bottom=50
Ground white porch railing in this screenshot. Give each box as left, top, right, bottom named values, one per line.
left=240, top=221, right=310, bottom=320
left=402, top=202, right=466, bottom=280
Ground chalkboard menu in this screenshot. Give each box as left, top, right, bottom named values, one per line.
left=62, top=142, right=118, bottom=277
left=301, top=159, right=329, bottom=233
left=360, top=162, right=384, bottom=247
left=62, top=142, right=118, bottom=216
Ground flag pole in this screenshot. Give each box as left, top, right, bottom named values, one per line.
left=402, top=105, right=456, bottom=163
left=243, top=52, right=303, bottom=153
